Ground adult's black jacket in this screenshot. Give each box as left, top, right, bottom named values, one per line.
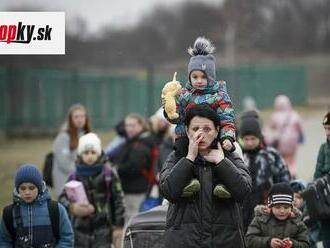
left=116, top=134, right=152, bottom=194
left=160, top=149, right=252, bottom=248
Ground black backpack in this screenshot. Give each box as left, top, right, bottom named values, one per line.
left=304, top=173, right=330, bottom=221
left=42, top=152, right=54, bottom=187
left=2, top=200, right=60, bottom=242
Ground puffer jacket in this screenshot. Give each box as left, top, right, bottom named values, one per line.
left=246, top=205, right=309, bottom=248
left=160, top=148, right=252, bottom=248
left=0, top=185, right=73, bottom=248
left=242, top=146, right=291, bottom=229
left=59, top=158, right=125, bottom=248
left=166, top=80, right=236, bottom=140
left=115, top=132, right=153, bottom=194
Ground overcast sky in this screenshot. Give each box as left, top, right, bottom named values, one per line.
left=0, top=0, right=219, bottom=34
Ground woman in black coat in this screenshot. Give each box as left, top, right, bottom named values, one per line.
left=160, top=104, right=252, bottom=248
left=115, top=113, right=152, bottom=222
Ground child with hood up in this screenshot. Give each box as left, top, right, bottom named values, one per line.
left=265, top=95, right=304, bottom=178
left=246, top=182, right=309, bottom=248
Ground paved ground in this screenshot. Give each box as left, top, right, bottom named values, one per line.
left=295, top=108, right=328, bottom=182
left=277, top=107, right=327, bottom=248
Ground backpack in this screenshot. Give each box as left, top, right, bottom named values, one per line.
left=68, top=164, right=112, bottom=202
left=42, top=152, right=54, bottom=188
left=2, top=200, right=60, bottom=243
left=141, top=145, right=159, bottom=186
left=304, top=173, right=330, bottom=221
left=140, top=145, right=161, bottom=212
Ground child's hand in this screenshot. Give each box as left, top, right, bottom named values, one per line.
left=203, top=142, right=225, bottom=164
left=270, top=238, right=283, bottom=248
left=281, top=238, right=292, bottom=248
left=70, top=203, right=94, bottom=217
left=86, top=204, right=95, bottom=215
left=222, top=139, right=233, bottom=151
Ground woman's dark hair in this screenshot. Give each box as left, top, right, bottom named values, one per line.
left=184, top=104, right=219, bottom=128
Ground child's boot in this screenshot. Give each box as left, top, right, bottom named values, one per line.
left=181, top=179, right=200, bottom=197
left=213, top=184, right=231, bottom=198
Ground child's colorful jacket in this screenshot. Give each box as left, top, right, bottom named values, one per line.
left=166, top=79, right=236, bottom=141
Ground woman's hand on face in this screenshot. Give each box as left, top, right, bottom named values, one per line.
left=186, top=131, right=204, bottom=162
left=203, top=142, right=225, bottom=165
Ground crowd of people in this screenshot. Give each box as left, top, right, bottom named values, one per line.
left=0, top=36, right=329, bottom=248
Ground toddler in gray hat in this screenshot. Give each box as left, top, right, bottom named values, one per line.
left=162, top=37, right=236, bottom=199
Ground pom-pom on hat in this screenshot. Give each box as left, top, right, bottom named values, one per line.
left=187, top=37, right=216, bottom=84
left=78, top=132, right=102, bottom=156
left=15, top=164, right=43, bottom=192
left=268, top=183, right=294, bottom=207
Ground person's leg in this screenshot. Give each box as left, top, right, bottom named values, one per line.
left=124, top=193, right=145, bottom=223
left=287, top=153, right=297, bottom=178
left=309, top=224, right=321, bottom=248
left=285, top=153, right=297, bottom=178
left=321, top=220, right=330, bottom=248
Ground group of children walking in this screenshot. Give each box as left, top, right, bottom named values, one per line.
left=0, top=35, right=328, bottom=248
left=0, top=132, right=125, bottom=248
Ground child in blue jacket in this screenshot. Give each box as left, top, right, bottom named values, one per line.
left=0, top=164, right=74, bottom=247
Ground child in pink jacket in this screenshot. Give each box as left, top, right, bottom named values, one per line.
left=265, top=95, right=304, bottom=178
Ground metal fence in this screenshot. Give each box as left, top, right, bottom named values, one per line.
left=0, top=64, right=306, bottom=132
left=218, top=63, right=306, bottom=109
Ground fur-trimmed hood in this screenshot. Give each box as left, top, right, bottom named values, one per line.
left=254, top=204, right=302, bottom=221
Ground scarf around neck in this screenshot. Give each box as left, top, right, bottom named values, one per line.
left=76, top=163, right=103, bottom=177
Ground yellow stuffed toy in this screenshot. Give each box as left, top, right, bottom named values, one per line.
left=161, top=72, right=182, bottom=120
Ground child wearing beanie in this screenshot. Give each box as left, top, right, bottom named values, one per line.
left=246, top=182, right=309, bottom=248
left=0, top=164, right=73, bottom=247
left=58, top=132, right=125, bottom=248
left=162, top=37, right=236, bottom=199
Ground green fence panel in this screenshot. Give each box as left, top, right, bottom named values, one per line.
left=0, top=68, right=8, bottom=129
left=218, top=64, right=306, bottom=110
left=0, top=63, right=306, bottom=132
